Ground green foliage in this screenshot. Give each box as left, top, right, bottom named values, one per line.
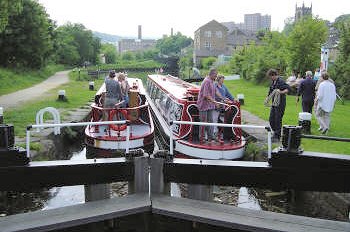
left=121, top=51, right=135, bottom=61
left=287, top=17, right=328, bottom=75
left=91, top=59, right=162, bottom=71
left=201, top=57, right=217, bottom=70
left=0, top=0, right=54, bottom=68
left=156, top=32, right=192, bottom=55
left=178, top=47, right=194, bottom=78
left=0, top=0, right=23, bottom=32
left=54, top=23, right=101, bottom=66
left=231, top=32, right=288, bottom=83
left=332, top=19, right=350, bottom=98
left=101, top=43, right=117, bottom=64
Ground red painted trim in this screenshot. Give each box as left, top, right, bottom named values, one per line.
left=177, top=140, right=245, bottom=151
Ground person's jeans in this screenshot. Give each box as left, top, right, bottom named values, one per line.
left=199, top=109, right=214, bottom=140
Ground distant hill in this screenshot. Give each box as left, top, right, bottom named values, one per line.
left=93, top=31, right=124, bottom=43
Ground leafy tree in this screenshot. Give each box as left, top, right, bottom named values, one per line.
left=287, top=17, right=328, bottom=75
left=101, top=43, right=117, bottom=64
left=332, top=18, right=350, bottom=98
left=0, top=0, right=54, bottom=68
left=178, top=47, right=193, bottom=78
left=0, top=0, right=23, bottom=32
left=54, top=23, right=101, bottom=66
left=229, top=32, right=288, bottom=83
left=156, top=32, right=192, bottom=55
left=54, top=27, right=80, bottom=65
left=200, top=57, right=217, bottom=70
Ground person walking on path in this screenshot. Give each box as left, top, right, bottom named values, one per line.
left=314, top=72, right=336, bottom=135
left=265, top=69, right=290, bottom=141
left=296, top=70, right=316, bottom=113
left=197, top=68, right=217, bottom=142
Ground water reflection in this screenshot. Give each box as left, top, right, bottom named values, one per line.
left=42, top=148, right=86, bottom=210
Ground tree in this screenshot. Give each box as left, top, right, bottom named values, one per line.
left=156, top=32, right=192, bottom=55
left=54, top=23, right=101, bottom=66
left=228, top=31, right=288, bottom=83
left=287, top=17, right=328, bottom=75
left=0, top=0, right=23, bottom=32
left=0, top=0, right=54, bottom=68
left=332, top=18, right=350, bottom=98
left=101, top=43, right=117, bottom=64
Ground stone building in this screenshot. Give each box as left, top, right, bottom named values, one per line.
left=295, top=3, right=312, bottom=22
left=118, top=25, right=156, bottom=53
left=193, top=20, right=259, bottom=67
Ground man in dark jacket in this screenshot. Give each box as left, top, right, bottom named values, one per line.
left=296, top=71, right=316, bottom=113
left=266, top=69, right=290, bottom=141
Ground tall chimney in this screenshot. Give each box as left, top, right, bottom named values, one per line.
left=171, top=28, right=173, bottom=36
left=138, top=25, right=142, bottom=40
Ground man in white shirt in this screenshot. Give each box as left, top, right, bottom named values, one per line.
left=314, top=72, right=336, bottom=134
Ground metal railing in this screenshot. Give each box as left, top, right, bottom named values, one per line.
left=170, top=120, right=272, bottom=158
left=26, top=120, right=129, bottom=159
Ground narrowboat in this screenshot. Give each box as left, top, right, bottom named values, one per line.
left=85, top=77, right=154, bottom=158
left=146, top=74, right=245, bottom=160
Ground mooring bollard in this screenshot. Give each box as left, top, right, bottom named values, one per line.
left=298, top=112, right=312, bottom=134
left=0, top=107, right=3, bottom=124
left=89, top=81, right=94, bottom=91
left=57, top=90, right=66, bottom=101
left=237, top=94, right=244, bottom=105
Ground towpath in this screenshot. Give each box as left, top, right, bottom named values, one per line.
left=0, top=70, right=70, bottom=110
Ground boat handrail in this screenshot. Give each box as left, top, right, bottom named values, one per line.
left=91, top=102, right=149, bottom=111
left=169, top=120, right=272, bottom=159
left=26, top=120, right=130, bottom=159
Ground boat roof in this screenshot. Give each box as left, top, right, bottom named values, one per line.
left=148, top=74, right=200, bottom=100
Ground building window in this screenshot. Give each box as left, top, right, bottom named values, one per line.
left=204, top=31, right=211, bottom=38
left=205, top=41, right=211, bottom=48
left=216, top=31, right=222, bottom=38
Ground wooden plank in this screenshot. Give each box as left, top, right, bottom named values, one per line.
left=0, top=193, right=151, bottom=232
left=152, top=195, right=350, bottom=232
left=164, top=158, right=350, bottom=192
left=0, top=158, right=133, bottom=191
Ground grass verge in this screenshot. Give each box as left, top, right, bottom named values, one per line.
left=225, top=79, right=350, bottom=154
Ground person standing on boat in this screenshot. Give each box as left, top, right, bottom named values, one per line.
left=117, top=72, right=130, bottom=107
left=296, top=71, right=316, bottom=113
left=314, top=72, right=336, bottom=135
left=104, top=70, right=122, bottom=108
left=197, top=68, right=218, bottom=142
left=265, top=69, right=290, bottom=141
left=213, top=75, right=234, bottom=137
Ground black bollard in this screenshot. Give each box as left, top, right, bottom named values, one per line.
left=89, top=81, right=94, bottom=91
left=0, top=107, right=3, bottom=124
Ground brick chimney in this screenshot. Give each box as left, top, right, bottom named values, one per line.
left=138, top=25, right=142, bottom=40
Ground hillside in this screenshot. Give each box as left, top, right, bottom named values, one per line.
left=93, top=31, right=124, bottom=43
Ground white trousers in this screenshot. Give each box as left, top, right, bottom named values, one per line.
left=315, top=108, right=331, bottom=130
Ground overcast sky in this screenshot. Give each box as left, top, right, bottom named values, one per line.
left=38, top=0, right=349, bottom=38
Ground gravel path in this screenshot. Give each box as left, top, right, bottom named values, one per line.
left=0, top=70, right=70, bottom=110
